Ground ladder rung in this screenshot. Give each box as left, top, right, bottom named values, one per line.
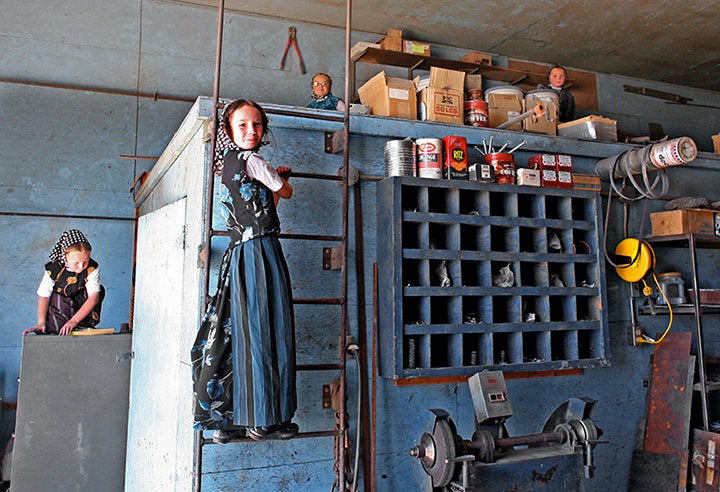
left=297, top=363, right=342, bottom=371
left=202, top=428, right=338, bottom=446
left=293, top=298, right=343, bottom=305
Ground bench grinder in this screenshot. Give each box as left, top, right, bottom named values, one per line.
left=410, top=371, right=604, bottom=491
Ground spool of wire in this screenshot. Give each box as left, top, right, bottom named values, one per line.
left=384, top=138, right=416, bottom=177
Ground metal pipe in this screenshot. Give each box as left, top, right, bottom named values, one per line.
left=353, top=176, right=372, bottom=492
left=371, top=263, right=379, bottom=492
left=0, top=211, right=133, bottom=221
left=493, top=431, right=565, bottom=448
left=195, top=3, right=225, bottom=491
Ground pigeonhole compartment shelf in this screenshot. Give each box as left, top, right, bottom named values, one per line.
left=377, top=176, right=609, bottom=379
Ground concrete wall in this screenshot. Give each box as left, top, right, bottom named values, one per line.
left=3, top=0, right=720, bottom=490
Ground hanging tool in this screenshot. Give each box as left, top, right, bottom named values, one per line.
left=280, top=26, right=306, bottom=74
left=497, top=102, right=546, bottom=130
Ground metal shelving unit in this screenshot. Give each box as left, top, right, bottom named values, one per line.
left=644, top=233, right=720, bottom=431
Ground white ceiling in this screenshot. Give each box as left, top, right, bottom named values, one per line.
left=182, top=0, right=720, bottom=93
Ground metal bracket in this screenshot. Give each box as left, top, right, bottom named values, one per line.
left=323, top=246, right=343, bottom=270
left=325, top=130, right=344, bottom=154
left=322, top=384, right=332, bottom=409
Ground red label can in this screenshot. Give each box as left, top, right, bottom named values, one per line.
left=442, top=135, right=468, bottom=180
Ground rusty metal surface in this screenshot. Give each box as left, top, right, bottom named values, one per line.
left=643, top=331, right=694, bottom=490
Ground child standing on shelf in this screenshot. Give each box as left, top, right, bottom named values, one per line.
left=23, top=229, right=105, bottom=336
left=192, top=99, right=298, bottom=444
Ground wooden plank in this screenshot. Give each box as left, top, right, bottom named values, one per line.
left=508, top=59, right=599, bottom=111
left=643, top=331, right=694, bottom=491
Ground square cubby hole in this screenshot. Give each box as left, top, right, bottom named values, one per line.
left=490, top=226, right=518, bottom=252
left=462, top=295, right=491, bottom=323
left=430, top=296, right=451, bottom=324
left=460, top=223, right=489, bottom=251
left=402, top=259, right=429, bottom=287
left=428, top=187, right=457, bottom=214
left=576, top=295, right=599, bottom=322
left=519, top=227, right=545, bottom=253
left=459, top=189, right=487, bottom=215
left=492, top=295, right=522, bottom=323
left=489, top=191, right=510, bottom=216
left=572, top=197, right=595, bottom=221
left=402, top=297, right=427, bottom=326
left=575, top=262, right=598, bottom=288
left=493, top=333, right=510, bottom=364
left=549, top=295, right=576, bottom=322
left=430, top=335, right=450, bottom=367
left=428, top=223, right=453, bottom=250
left=517, top=193, right=544, bottom=218
left=519, top=261, right=548, bottom=287
left=577, top=329, right=602, bottom=359
left=401, top=185, right=423, bottom=212
left=544, top=194, right=571, bottom=220
left=522, top=295, right=550, bottom=322
left=522, top=331, right=551, bottom=363
left=460, top=261, right=484, bottom=287
left=462, top=333, right=483, bottom=366
left=402, top=221, right=424, bottom=249
left=404, top=336, right=421, bottom=369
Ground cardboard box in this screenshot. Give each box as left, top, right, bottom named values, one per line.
left=403, top=40, right=431, bottom=56
left=556, top=154, right=572, bottom=188
left=465, top=74, right=483, bottom=93
left=486, top=93, right=522, bottom=130
left=650, top=209, right=720, bottom=237
left=358, top=71, right=417, bottom=120
left=416, top=67, right=465, bottom=125
left=528, top=154, right=558, bottom=187
left=351, top=41, right=381, bottom=59
left=460, top=52, right=493, bottom=66
left=572, top=173, right=601, bottom=191
left=516, top=168, right=541, bottom=186
left=378, top=29, right=403, bottom=51
left=558, top=115, right=618, bottom=141
left=523, top=93, right=559, bottom=136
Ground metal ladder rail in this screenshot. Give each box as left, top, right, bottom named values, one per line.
left=194, top=170, right=351, bottom=489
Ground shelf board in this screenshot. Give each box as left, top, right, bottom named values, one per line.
left=638, top=303, right=720, bottom=315
left=353, top=47, right=545, bottom=87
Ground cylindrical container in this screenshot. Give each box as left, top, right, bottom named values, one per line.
left=525, top=89, right=559, bottom=122
left=464, top=100, right=489, bottom=127
left=484, top=85, right=524, bottom=101
left=384, top=138, right=416, bottom=177
left=656, top=272, right=686, bottom=305
left=416, top=138, right=443, bottom=179
left=649, top=137, right=698, bottom=169
left=484, top=153, right=515, bottom=184
left=467, top=88, right=483, bottom=100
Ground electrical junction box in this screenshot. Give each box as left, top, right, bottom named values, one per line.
left=469, top=371, right=513, bottom=423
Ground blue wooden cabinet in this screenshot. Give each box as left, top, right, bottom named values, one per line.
left=377, top=176, right=610, bottom=379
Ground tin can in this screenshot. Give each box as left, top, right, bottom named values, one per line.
left=442, top=135, right=468, bottom=180
left=464, top=100, right=489, bottom=127
left=416, top=138, right=443, bottom=179
left=484, top=153, right=515, bottom=184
